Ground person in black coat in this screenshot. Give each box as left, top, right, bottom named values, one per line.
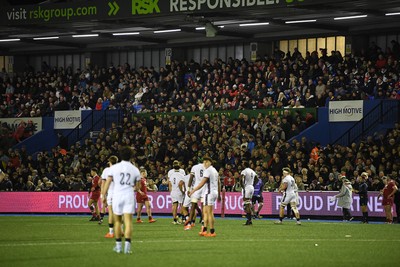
left=354, top=172, right=369, bottom=223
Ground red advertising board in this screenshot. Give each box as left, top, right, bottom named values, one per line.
left=0, top=191, right=391, bottom=217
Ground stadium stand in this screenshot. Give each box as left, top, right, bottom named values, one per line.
left=0, top=44, right=399, bottom=192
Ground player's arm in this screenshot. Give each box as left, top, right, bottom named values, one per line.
left=188, top=173, right=194, bottom=187
left=93, top=176, right=100, bottom=191
left=190, top=177, right=208, bottom=196
left=136, top=180, right=144, bottom=195
left=240, top=174, right=245, bottom=188
left=389, top=184, right=398, bottom=198
left=103, top=176, right=113, bottom=196
left=335, top=185, right=346, bottom=198
left=87, top=178, right=93, bottom=195
left=100, top=169, right=107, bottom=198
left=178, top=180, right=185, bottom=194
left=279, top=182, right=288, bottom=193
left=168, top=180, right=172, bottom=192
left=100, top=178, right=105, bottom=197
left=90, top=176, right=98, bottom=192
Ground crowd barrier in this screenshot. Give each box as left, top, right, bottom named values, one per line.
left=0, top=191, right=393, bottom=218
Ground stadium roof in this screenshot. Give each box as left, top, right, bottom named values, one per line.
left=0, top=0, right=399, bottom=54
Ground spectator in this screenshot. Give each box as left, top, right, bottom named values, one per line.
left=222, top=169, right=235, bottom=192
left=158, top=178, right=169, bottom=192
left=0, top=174, right=12, bottom=191
left=264, top=175, right=278, bottom=192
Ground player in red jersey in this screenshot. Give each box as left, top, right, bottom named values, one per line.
left=88, top=167, right=101, bottom=221
left=380, top=176, right=398, bottom=224
left=136, top=169, right=157, bottom=223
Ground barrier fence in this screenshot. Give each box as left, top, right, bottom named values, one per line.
left=0, top=191, right=393, bottom=218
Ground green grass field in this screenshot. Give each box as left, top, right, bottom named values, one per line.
left=0, top=215, right=399, bottom=267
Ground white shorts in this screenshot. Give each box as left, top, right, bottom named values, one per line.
left=191, top=188, right=203, bottom=203
left=112, top=192, right=135, bottom=215
left=281, top=192, right=297, bottom=206
left=243, top=185, right=254, bottom=199
left=182, top=193, right=191, bottom=208
left=202, top=191, right=218, bottom=206
left=171, top=192, right=184, bottom=204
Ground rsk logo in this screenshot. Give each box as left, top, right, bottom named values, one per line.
left=132, top=0, right=160, bottom=15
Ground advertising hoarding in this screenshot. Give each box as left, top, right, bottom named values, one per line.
left=0, top=191, right=391, bottom=218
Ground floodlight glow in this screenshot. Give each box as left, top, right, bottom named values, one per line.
left=385, top=12, right=400, bottom=16
left=334, top=15, right=367, bottom=20
left=112, top=32, right=140, bottom=36
left=33, top=36, right=59, bottom=40
left=154, top=29, right=181, bottom=34
left=239, top=22, right=269, bottom=27
left=0, top=38, right=20, bottom=42
left=285, top=19, right=317, bottom=24
left=72, top=34, right=99, bottom=38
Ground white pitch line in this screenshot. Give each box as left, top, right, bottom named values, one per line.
left=25, top=224, right=91, bottom=226
left=134, top=238, right=400, bottom=243
left=1, top=238, right=399, bottom=247
left=0, top=241, right=104, bottom=247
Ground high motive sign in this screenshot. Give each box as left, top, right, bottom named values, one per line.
left=328, top=100, right=363, bottom=122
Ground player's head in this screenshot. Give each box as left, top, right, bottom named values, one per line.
left=382, top=176, right=388, bottom=184
left=119, top=146, right=133, bottom=161
left=282, top=167, right=291, bottom=176
left=173, top=160, right=180, bottom=170
left=108, top=155, right=118, bottom=165
left=140, top=167, right=148, bottom=178
left=90, top=167, right=98, bottom=175
left=203, top=156, right=213, bottom=168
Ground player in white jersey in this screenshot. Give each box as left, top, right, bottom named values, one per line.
left=167, top=160, right=186, bottom=178
left=100, top=155, right=118, bottom=237
left=189, top=156, right=220, bottom=237
left=240, top=161, right=257, bottom=226
left=168, top=161, right=185, bottom=224
left=275, top=167, right=301, bottom=225
left=103, top=146, right=141, bottom=254
left=99, top=166, right=109, bottom=224
left=185, top=162, right=205, bottom=229
left=180, top=174, right=191, bottom=227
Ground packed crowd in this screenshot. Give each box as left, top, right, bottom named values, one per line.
left=0, top=42, right=399, bottom=147
left=0, top=42, right=400, bottom=193
left=0, top=41, right=399, bottom=120
left=0, top=107, right=399, bottom=194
